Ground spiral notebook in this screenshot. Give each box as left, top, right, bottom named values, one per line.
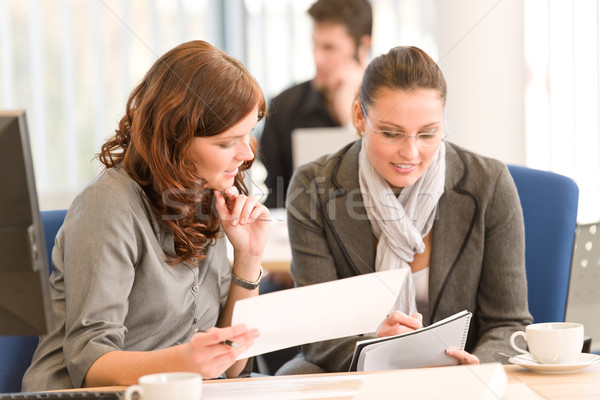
left=349, top=310, right=472, bottom=372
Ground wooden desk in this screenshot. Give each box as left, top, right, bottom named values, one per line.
left=506, top=363, right=600, bottom=399
left=200, top=363, right=600, bottom=399
left=261, top=208, right=291, bottom=272
left=262, top=260, right=290, bottom=272
left=62, top=363, right=600, bottom=399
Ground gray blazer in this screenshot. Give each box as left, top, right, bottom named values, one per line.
left=285, top=140, right=533, bottom=372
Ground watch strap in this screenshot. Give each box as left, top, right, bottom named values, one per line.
left=231, top=266, right=263, bottom=290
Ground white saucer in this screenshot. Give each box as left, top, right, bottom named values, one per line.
left=509, top=353, right=600, bottom=374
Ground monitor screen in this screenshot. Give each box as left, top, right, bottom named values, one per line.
left=0, top=110, right=54, bottom=335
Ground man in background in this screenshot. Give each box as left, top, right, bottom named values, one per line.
left=259, top=0, right=373, bottom=209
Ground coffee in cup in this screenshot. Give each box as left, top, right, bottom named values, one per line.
left=124, top=372, right=202, bottom=400
left=510, top=322, right=584, bottom=364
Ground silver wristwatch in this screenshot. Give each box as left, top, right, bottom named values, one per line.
left=231, top=266, right=263, bottom=290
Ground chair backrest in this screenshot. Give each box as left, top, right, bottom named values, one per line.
left=508, top=165, right=579, bottom=323
left=39, top=210, right=68, bottom=274
left=0, top=209, right=67, bottom=393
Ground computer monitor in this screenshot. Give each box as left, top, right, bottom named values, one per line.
left=291, top=126, right=359, bottom=168
left=0, top=110, right=54, bottom=335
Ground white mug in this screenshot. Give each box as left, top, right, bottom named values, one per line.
left=510, top=322, right=584, bottom=364
left=124, top=372, right=202, bottom=400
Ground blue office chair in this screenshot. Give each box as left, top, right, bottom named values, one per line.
left=0, top=209, right=67, bottom=393
left=508, top=165, right=579, bottom=323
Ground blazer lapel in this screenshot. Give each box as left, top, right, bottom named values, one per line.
left=429, top=144, right=479, bottom=320
left=323, top=141, right=376, bottom=276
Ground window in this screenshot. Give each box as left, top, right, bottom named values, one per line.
left=1, top=0, right=436, bottom=209
left=524, top=0, right=600, bottom=223
left=245, top=0, right=435, bottom=101
left=0, top=0, right=220, bottom=209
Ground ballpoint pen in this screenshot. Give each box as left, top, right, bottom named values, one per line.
left=195, top=329, right=241, bottom=348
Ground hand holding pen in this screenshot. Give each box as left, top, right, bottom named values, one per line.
left=195, top=328, right=241, bottom=348
left=377, top=311, right=423, bottom=338
left=186, top=324, right=259, bottom=379
left=375, top=312, right=480, bottom=365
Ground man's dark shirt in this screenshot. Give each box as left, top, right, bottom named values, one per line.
left=259, top=80, right=338, bottom=208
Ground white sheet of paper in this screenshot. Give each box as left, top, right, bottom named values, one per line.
left=203, top=374, right=365, bottom=400
left=232, top=269, right=408, bottom=359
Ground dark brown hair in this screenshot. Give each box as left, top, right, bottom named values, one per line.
left=97, top=40, right=266, bottom=265
left=359, top=46, right=447, bottom=109
left=308, top=0, right=372, bottom=48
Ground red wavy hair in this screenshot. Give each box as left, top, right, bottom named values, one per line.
left=97, top=40, right=266, bottom=265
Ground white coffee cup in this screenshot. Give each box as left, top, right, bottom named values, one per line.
left=510, top=322, right=584, bottom=364
left=124, top=372, right=202, bottom=400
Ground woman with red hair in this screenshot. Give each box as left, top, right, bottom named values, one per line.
left=23, top=40, right=268, bottom=390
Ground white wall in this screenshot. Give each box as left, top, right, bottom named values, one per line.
left=433, top=0, right=526, bottom=165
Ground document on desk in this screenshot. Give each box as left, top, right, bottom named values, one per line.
left=232, top=269, right=408, bottom=359
left=203, top=364, right=509, bottom=400
left=203, top=374, right=365, bottom=400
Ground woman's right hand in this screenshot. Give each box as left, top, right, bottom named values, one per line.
left=185, top=324, right=259, bottom=379
left=377, top=311, right=423, bottom=337
left=214, top=188, right=270, bottom=260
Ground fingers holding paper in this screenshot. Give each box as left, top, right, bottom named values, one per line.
left=377, top=311, right=423, bottom=337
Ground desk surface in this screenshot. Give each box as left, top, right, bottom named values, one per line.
left=200, top=363, right=600, bottom=399
left=505, top=363, right=600, bottom=399
left=63, top=363, right=600, bottom=399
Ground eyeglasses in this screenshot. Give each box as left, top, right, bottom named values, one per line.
left=360, top=103, right=444, bottom=147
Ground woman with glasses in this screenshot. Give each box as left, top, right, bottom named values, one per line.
left=277, top=45, right=532, bottom=374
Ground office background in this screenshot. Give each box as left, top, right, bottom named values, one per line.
left=0, top=0, right=598, bottom=223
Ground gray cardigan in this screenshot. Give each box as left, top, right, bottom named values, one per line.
left=286, top=140, right=533, bottom=372
left=23, top=168, right=231, bottom=390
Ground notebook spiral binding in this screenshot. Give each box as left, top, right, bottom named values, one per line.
left=459, top=314, right=472, bottom=350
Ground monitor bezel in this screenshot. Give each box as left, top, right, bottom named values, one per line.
left=0, top=109, right=55, bottom=335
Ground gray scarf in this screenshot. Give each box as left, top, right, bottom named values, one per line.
left=358, top=141, right=446, bottom=315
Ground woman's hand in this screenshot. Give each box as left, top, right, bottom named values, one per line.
left=445, top=347, right=480, bottom=365
left=186, top=325, right=259, bottom=379
left=377, top=311, right=423, bottom=337
left=214, top=187, right=270, bottom=259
